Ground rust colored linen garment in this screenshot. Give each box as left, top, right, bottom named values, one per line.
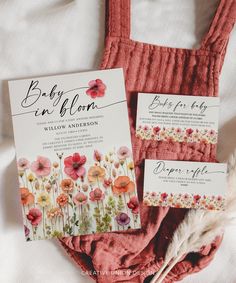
left=61, top=0, right=236, bottom=282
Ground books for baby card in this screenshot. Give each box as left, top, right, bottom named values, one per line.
left=9, top=68, right=141, bottom=241
left=136, top=93, right=226, bottom=211
left=136, top=93, right=219, bottom=144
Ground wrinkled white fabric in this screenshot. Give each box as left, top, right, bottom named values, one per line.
left=0, top=1, right=236, bottom=282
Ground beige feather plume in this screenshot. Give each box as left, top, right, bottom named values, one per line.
left=151, top=150, right=236, bottom=283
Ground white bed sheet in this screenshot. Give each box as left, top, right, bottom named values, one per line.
left=0, top=1, right=236, bottom=282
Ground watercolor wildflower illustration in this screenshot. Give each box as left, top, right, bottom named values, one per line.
left=143, top=191, right=225, bottom=210
left=54, top=78, right=106, bottom=100
left=86, top=79, right=106, bottom=99
left=136, top=126, right=218, bottom=144
left=18, top=147, right=140, bottom=241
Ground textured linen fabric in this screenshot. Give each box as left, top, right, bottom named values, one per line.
left=60, top=0, right=236, bottom=282
left=1, top=1, right=236, bottom=283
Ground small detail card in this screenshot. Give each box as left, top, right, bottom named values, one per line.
left=9, top=68, right=141, bottom=241
left=136, top=93, right=219, bottom=144
left=143, top=160, right=227, bottom=210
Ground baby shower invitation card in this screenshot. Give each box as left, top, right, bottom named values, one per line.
left=9, top=68, right=141, bottom=241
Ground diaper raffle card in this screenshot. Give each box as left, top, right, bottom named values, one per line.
left=143, top=160, right=227, bottom=210
left=9, top=68, right=141, bottom=241
left=136, top=93, right=219, bottom=144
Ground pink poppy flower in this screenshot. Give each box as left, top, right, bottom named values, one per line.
left=176, top=128, right=182, bottom=134
left=127, top=196, right=139, bottom=214
left=153, top=126, right=161, bottom=135
left=186, top=128, right=193, bottom=136
left=18, top=158, right=30, bottom=170
left=86, top=79, right=106, bottom=99
left=193, top=195, right=201, bottom=203
left=114, top=162, right=120, bottom=169
left=89, top=188, right=105, bottom=202
left=30, top=156, right=51, bottom=177
left=103, top=178, right=113, bottom=188
left=27, top=208, right=42, bottom=226
left=94, top=150, right=102, bottom=162
left=217, top=196, right=223, bottom=201
left=209, top=130, right=215, bottom=136
left=73, top=192, right=88, bottom=206
left=161, top=193, right=168, bottom=200
left=64, top=153, right=86, bottom=180
left=117, top=146, right=131, bottom=160
left=183, top=193, right=189, bottom=199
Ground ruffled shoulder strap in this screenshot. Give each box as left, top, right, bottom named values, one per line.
left=200, top=0, right=236, bottom=70
left=105, top=0, right=130, bottom=38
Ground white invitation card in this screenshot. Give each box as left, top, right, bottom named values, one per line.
left=9, top=68, right=141, bottom=241
left=144, top=160, right=227, bottom=210
left=136, top=93, right=219, bottom=144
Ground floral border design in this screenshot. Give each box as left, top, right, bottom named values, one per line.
left=143, top=192, right=225, bottom=210
left=18, top=147, right=141, bottom=241
left=136, top=125, right=217, bottom=144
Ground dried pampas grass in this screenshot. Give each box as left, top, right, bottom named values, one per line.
left=151, top=151, right=236, bottom=283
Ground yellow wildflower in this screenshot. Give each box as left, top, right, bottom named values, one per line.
left=37, top=192, right=51, bottom=207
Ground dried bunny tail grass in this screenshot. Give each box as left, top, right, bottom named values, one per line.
left=151, top=149, right=236, bottom=283
left=151, top=209, right=206, bottom=281
left=152, top=209, right=227, bottom=283
left=226, top=150, right=236, bottom=215
left=227, top=150, right=236, bottom=172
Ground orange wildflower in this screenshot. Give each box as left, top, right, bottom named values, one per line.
left=88, top=166, right=105, bottom=183
left=112, top=176, right=135, bottom=195
left=60, top=179, right=74, bottom=193
left=20, top=187, right=34, bottom=206
left=56, top=193, right=69, bottom=207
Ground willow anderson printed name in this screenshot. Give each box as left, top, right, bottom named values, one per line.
left=44, top=121, right=98, bottom=131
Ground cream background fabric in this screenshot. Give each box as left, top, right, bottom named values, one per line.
left=0, top=0, right=236, bottom=282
